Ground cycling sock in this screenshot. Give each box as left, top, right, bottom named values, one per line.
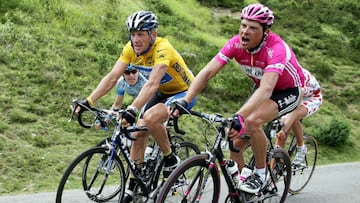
left=254, top=167, right=266, bottom=183
left=163, top=150, right=172, bottom=157
left=164, top=151, right=176, bottom=166
left=297, top=145, right=305, bottom=150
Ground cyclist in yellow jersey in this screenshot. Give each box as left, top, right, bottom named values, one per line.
left=119, top=37, right=193, bottom=94
left=77, top=11, right=196, bottom=203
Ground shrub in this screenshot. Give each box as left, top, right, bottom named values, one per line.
left=315, top=117, right=351, bottom=147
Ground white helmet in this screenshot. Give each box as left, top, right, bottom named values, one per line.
left=126, top=11, right=159, bottom=32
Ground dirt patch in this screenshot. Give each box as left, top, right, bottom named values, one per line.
left=211, top=8, right=241, bottom=20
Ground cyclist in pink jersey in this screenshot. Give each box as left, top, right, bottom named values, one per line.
left=275, top=68, right=322, bottom=165
left=173, top=3, right=305, bottom=193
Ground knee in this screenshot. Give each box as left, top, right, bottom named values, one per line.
left=245, top=117, right=262, bottom=134
left=143, top=104, right=168, bottom=125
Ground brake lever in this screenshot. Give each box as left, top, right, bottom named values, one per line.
left=68, top=102, right=78, bottom=123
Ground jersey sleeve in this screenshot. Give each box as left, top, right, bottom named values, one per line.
left=116, top=77, right=126, bottom=96
left=263, top=41, right=289, bottom=75
left=215, top=35, right=239, bottom=65
left=118, top=41, right=133, bottom=64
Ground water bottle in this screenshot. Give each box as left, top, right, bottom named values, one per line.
left=150, top=144, right=161, bottom=161
left=225, top=160, right=241, bottom=187
left=144, top=146, right=153, bottom=162
left=239, top=165, right=253, bottom=185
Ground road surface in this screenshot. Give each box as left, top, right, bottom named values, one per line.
left=0, top=162, right=359, bottom=203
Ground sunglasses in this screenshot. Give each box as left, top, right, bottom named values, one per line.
left=124, top=70, right=138, bottom=75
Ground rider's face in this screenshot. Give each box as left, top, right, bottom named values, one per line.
left=239, top=19, right=264, bottom=50
left=124, top=69, right=139, bottom=86
left=130, top=30, right=157, bottom=55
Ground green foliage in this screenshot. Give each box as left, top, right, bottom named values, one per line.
left=0, top=0, right=360, bottom=195
left=8, top=109, right=38, bottom=124
left=197, top=0, right=245, bottom=10
left=315, top=117, right=351, bottom=147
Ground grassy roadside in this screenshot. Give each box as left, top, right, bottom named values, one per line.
left=0, top=0, right=359, bottom=195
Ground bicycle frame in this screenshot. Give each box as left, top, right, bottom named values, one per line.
left=157, top=103, right=291, bottom=203
left=70, top=101, right=199, bottom=199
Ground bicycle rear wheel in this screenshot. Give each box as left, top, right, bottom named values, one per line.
left=156, top=154, right=220, bottom=203
left=289, top=134, right=318, bottom=194
left=56, top=147, right=126, bottom=203
left=263, top=148, right=291, bottom=203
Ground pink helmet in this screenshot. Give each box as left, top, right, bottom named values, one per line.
left=241, top=4, right=274, bottom=26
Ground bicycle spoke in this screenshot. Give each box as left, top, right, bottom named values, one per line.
left=56, top=148, right=125, bottom=203
left=157, top=155, right=219, bottom=203
left=289, top=135, right=318, bottom=194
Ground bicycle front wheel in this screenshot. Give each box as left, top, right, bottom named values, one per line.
left=289, top=134, right=318, bottom=194
left=56, top=147, right=126, bottom=203
left=156, top=154, right=220, bottom=203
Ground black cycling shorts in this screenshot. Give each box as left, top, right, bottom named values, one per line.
left=270, top=86, right=301, bottom=118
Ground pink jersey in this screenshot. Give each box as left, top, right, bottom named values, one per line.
left=215, top=32, right=304, bottom=91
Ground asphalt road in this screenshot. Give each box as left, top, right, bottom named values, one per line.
left=0, top=162, right=359, bottom=203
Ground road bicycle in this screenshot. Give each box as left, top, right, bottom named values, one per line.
left=156, top=102, right=292, bottom=203
left=55, top=100, right=200, bottom=203
left=242, top=119, right=318, bottom=197
left=268, top=120, right=318, bottom=194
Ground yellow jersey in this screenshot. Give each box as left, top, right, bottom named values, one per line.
left=118, top=37, right=194, bottom=95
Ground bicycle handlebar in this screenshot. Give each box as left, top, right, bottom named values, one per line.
left=171, top=101, right=240, bottom=152
left=69, top=99, right=185, bottom=141
left=69, top=99, right=120, bottom=129
left=69, top=100, right=148, bottom=141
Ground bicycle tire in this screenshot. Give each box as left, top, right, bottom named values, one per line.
left=156, top=154, right=220, bottom=203
left=170, top=134, right=185, bottom=143
left=56, top=147, right=126, bottom=203
left=288, top=134, right=318, bottom=194
left=263, top=148, right=292, bottom=203
left=133, top=141, right=201, bottom=202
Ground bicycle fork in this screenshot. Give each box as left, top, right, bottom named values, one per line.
left=87, top=145, right=117, bottom=198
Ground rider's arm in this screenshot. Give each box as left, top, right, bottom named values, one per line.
left=184, top=58, right=224, bottom=103
left=129, top=63, right=168, bottom=110
left=88, top=60, right=128, bottom=103
left=236, top=72, right=279, bottom=117
left=112, top=95, right=124, bottom=110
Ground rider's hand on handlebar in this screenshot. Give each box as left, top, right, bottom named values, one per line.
left=72, top=99, right=93, bottom=115
left=122, top=108, right=137, bottom=125
left=171, top=99, right=188, bottom=118
left=229, top=114, right=246, bottom=138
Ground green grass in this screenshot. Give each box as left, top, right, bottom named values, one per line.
left=0, top=0, right=359, bottom=195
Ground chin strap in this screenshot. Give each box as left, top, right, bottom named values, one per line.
left=247, top=31, right=268, bottom=54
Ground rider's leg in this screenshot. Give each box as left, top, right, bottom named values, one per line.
left=249, top=99, right=278, bottom=174
left=231, top=138, right=250, bottom=169
left=239, top=99, right=278, bottom=193
left=143, top=103, right=179, bottom=177
left=125, top=119, right=149, bottom=203
left=290, top=105, right=308, bottom=147
left=130, top=119, right=149, bottom=165
left=276, top=96, right=303, bottom=148
left=143, top=103, right=171, bottom=155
